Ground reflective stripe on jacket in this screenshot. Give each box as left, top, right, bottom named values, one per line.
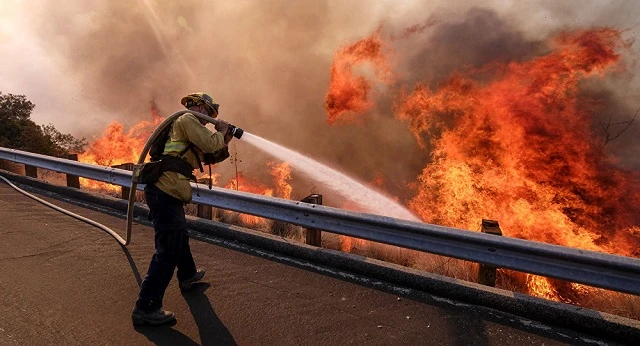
left=155, top=113, right=226, bottom=203
left=163, top=140, right=189, bottom=154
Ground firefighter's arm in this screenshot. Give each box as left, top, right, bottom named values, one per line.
left=179, top=113, right=226, bottom=153
left=214, top=120, right=233, bottom=144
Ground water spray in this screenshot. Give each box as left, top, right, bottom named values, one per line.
left=241, top=133, right=420, bottom=221
left=125, top=109, right=418, bottom=243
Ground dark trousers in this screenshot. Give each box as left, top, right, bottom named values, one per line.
left=136, top=184, right=196, bottom=312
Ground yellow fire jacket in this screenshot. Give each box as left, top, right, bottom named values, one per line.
left=155, top=113, right=226, bottom=203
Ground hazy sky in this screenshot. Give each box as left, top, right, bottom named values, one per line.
left=1, top=0, right=638, bottom=199
left=1, top=1, right=637, bottom=133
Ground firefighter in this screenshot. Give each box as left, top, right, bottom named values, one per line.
left=132, top=92, right=231, bottom=326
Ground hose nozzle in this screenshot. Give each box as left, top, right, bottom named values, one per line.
left=227, top=125, right=244, bottom=139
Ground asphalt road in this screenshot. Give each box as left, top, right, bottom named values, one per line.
left=0, top=183, right=624, bottom=345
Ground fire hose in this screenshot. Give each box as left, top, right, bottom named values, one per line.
left=0, top=110, right=243, bottom=246
left=0, top=173, right=129, bottom=244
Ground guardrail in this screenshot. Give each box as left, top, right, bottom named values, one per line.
left=1, top=146, right=640, bottom=296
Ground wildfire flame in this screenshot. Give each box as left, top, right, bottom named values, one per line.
left=78, top=101, right=164, bottom=191
left=326, top=27, right=640, bottom=301
left=324, top=29, right=395, bottom=124
left=397, top=28, right=640, bottom=255
left=268, top=161, right=293, bottom=199
left=226, top=173, right=274, bottom=195
left=225, top=161, right=293, bottom=226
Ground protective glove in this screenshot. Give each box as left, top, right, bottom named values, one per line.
left=215, top=120, right=229, bottom=135
left=223, top=130, right=234, bottom=144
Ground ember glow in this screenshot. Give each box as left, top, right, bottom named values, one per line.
left=326, top=27, right=640, bottom=301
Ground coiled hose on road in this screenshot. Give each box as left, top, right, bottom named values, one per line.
left=0, top=110, right=224, bottom=246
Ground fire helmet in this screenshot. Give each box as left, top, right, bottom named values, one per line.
left=181, top=92, right=219, bottom=117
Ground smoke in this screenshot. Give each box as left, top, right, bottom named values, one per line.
left=394, top=8, right=546, bottom=87
left=2, top=0, right=639, bottom=204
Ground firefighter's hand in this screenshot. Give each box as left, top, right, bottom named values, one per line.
left=224, top=131, right=233, bottom=144
left=214, top=120, right=229, bottom=134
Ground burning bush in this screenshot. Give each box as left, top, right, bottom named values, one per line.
left=324, top=24, right=640, bottom=306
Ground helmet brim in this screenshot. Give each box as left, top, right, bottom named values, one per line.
left=181, top=94, right=219, bottom=118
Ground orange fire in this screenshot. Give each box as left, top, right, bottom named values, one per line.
left=225, top=162, right=293, bottom=226
left=78, top=102, right=163, bottom=191
left=397, top=28, right=640, bottom=254
left=268, top=161, right=292, bottom=199
left=225, top=172, right=273, bottom=226
left=226, top=172, right=274, bottom=196
left=327, top=27, right=640, bottom=301
left=324, top=29, right=395, bottom=124
left=369, top=172, right=387, bottom=189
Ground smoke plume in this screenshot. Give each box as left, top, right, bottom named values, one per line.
left=2, top=0, right=639, bottom=204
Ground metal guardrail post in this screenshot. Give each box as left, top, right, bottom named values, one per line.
left=65, top=154, right=81, bottom=188
left=301, top=194, right=322, bottom=246
left=24, top=164, right=37, bottom=178
left=112, top=163, right=134, bottom=199
left=197, top=178, right=213, bottom=220
left=478, top=219, right=502, bottom=287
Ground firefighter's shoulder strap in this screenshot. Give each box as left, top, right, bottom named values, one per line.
left=160, top=118, right=204, bottom=175
left=135, top=122, right=201, bottom=184
left=178, top=143, right=204, bottom=173
left=149, top=125, right=172, bottom=162
left=157, top=142, right=202, bottom=181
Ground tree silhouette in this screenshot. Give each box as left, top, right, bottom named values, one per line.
left=0, top=92, right=86, bottom=156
